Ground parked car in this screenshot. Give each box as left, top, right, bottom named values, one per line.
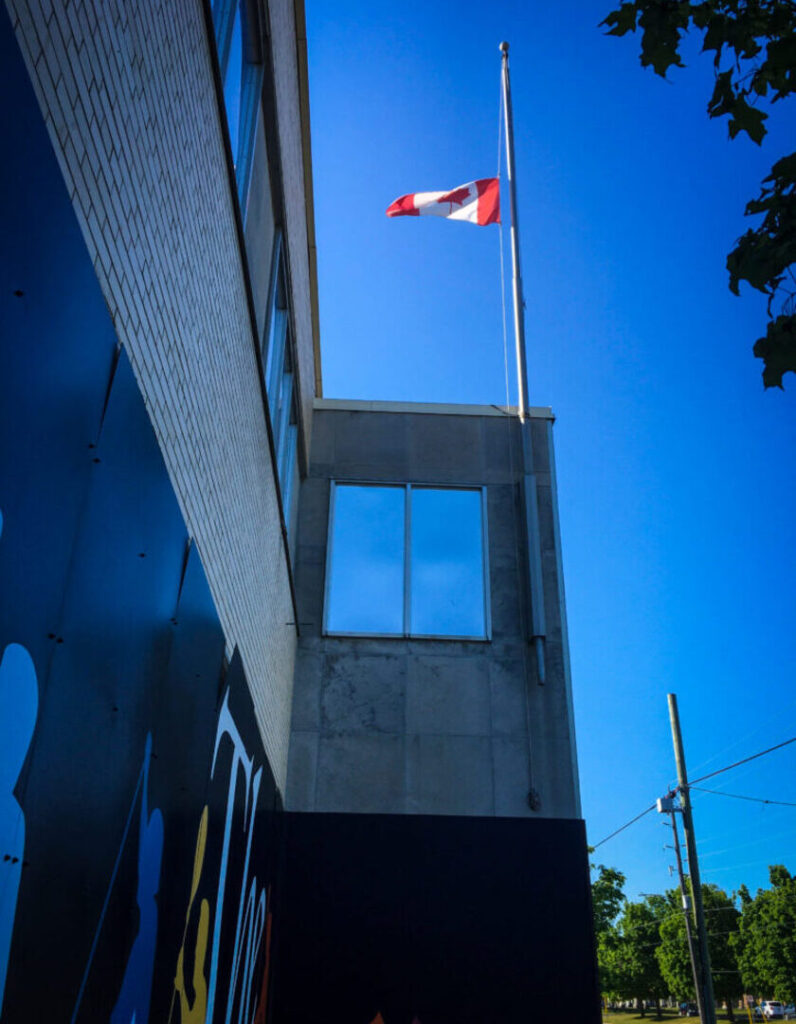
left=783, top=1005, right=795, bottom=1020
left=762, top=1001, right=785, bottom=1020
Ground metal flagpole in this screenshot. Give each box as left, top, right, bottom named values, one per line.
left=500, top=41, right=530, bottom=421
left=500, top=41, right=547, bottom=686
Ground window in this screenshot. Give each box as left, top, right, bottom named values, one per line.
left=212, top=0, right=263, bottom=210
left=262, top=235, right=300, bottom=548
left=324, top=483, right=490, bottom=639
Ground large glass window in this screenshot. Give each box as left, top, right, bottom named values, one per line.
left=212, top=0, right=263, bottom=211
left=324, top=483, right=490, bottom=639
left=262, top=236, right=300, bottom=549
left=326, top=486, right=405, bottom=635
left=409, top=488, right=487, bottom=637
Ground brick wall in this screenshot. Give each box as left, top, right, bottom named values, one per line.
left=5, top=0, right=309, bottom=791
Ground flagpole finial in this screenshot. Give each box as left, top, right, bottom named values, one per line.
left=499, top=40, right=509, bottom=54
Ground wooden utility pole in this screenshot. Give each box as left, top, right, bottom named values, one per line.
left=668, top=693, right=716, bottom=1024
left=668, top=806, right=705, bottom=1021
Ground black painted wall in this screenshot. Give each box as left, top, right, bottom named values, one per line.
left=273, top=813, right=601, bottom=1024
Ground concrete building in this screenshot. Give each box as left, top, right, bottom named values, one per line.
left=288, top=400, right=581, bottom=820
left=0, top=0, right=599, bottom=1020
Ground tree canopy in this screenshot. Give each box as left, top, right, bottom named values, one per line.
left=591, top=861, right=795, bottom=1012
left=592, top=861, right=627, bottom=936
left=657, top=883, right=742, bottom=1017
left=601, top=0, right=796, bottom=388
left=614, top=896, right=670, bottom=1017
left=591, top=862, right=628, bottom=999
left=732, top=865, right=796, bottom=1003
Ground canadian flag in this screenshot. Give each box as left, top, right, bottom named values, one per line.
left=385, top=178, right=500, bottom=226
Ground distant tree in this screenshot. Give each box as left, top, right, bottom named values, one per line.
left=591, top=862, right=627, bottom=1000
left=592, top=862, right=627, bottom=935
left=732, top=865, right=796, bottom=1004
left=597, top=926, right=627, bottom=1007
left=613, top=896, right=670, bottom=1018
left=657, top=883, right=742, bottom=1020
left=601, top=0, right=796, bottom=388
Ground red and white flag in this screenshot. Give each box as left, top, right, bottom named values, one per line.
left=385, top=177, right=500, bottom=226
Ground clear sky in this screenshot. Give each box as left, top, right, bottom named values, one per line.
left=304, top=0, right=796, bottom=902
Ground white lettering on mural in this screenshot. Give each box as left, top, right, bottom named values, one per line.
left=225, top=767, right=266, bottom=1024
left=204, top=690, right=267, bottom=1024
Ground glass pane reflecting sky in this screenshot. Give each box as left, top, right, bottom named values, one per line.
left=410, top=488, right=484, bottom=637
left=224, top=3, right=242, bottom=162
left=326, top=485, right=404, bottom=634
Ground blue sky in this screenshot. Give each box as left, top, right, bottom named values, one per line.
left=305, top=0, right=796, bottom=901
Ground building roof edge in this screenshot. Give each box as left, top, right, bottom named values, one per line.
left=293, top=0, right=322, bottom=398
left=313, top=398, right=555, bottom=419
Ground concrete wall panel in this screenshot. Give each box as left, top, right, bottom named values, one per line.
left=407, top=735, right=494, bottom=816
left=287, top=404, right=582, bottom=819
left=316, top=734, right=405, bottom=814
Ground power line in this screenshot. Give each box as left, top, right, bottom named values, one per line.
left=696, top=824, right=796, bottom=861
left=592, top=803, right=657, bottom=850
left=617, top=906, right=738, bottom=938
left=700, top=858, right=789, bottom=875
left=692, top=785, right=796, bottom=808
left=686, top=694, right=796, bottom=779
left=628, top=929, right=741, bottom=951
left=690, top=735, right=796, bottom=787
left=592, top=734, right=796, bottom=852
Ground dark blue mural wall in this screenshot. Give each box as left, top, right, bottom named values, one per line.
left=0, top=10, right=280, bottom=1023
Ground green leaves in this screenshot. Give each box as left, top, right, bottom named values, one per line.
left=601, top=2, right=640, bottom=36
left=728, top=101, right=768, bottom=142
left=657, top=883, right=742, bottom=1005
left=732, top=865, right=796, bottom=1002
left=591, top=862, right=628, bottom=999
left=707, top=68, right=736, bottom=118
left=593, top=870, right=796, bottom=1005
left=708, top=72, right=769, bottom=142
left=765, top=34, right=796, bottom=100
left=617, top=897, right=670, bottom=1004
left=728, top=150, right=796, bottom=348
left=602, top=0, right=796, bottom=386
left=753, top=314, right=796, bottom=388
left=592, top=862, right=627, bottom=936
left=638, top=1, right=691, bottom=74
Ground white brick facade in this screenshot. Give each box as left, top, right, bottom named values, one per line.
left=5, top=0, right=316, bottom=792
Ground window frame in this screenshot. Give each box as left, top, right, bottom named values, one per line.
left=262, top=231, right=301, bottom=551
left=323, top=480, right=492, bottom=642
left=212, top=0, right=263, bottom=215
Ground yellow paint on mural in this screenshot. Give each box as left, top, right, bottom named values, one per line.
left=174, top=807, right=210, bottom=1023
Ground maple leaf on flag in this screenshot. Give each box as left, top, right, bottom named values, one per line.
left=436, top=185, right=470, bottom=207
left=386, top=178, right=500, bottom=225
